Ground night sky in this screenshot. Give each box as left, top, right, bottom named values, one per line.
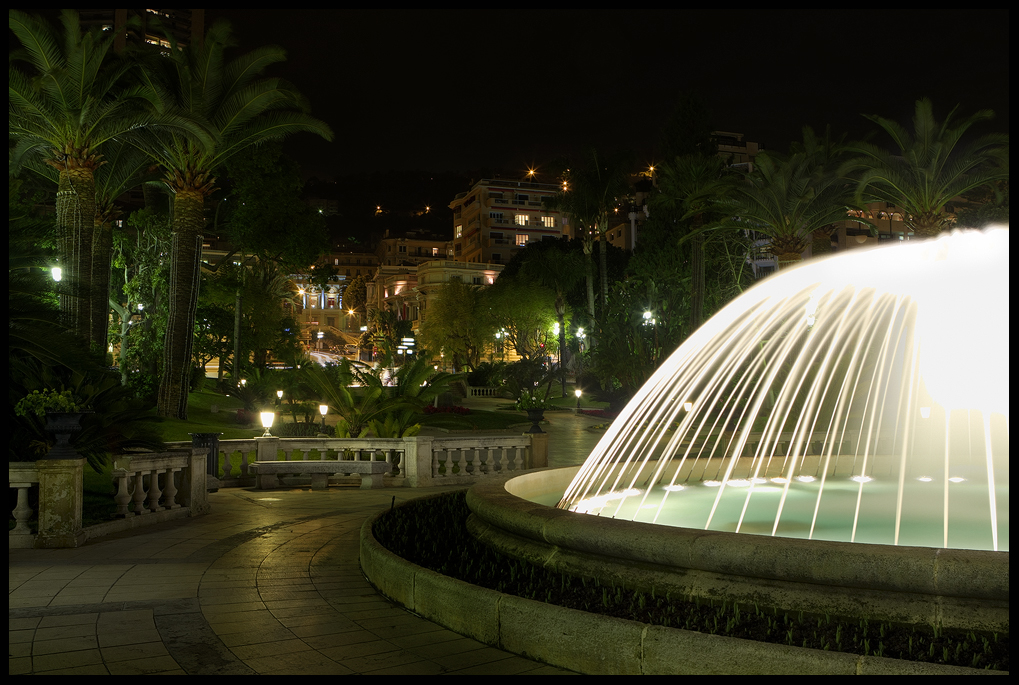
left=213, top=10, right=1010, bottom=179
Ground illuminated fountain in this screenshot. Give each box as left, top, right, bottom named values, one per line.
left=467, top=228, right=1009, bottom=631
left=559, top=228, right=1009, bottom=552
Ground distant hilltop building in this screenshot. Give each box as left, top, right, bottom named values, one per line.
left=77, top=9, right=204, bottom=50
left=449, top=179, right=568, bottom=264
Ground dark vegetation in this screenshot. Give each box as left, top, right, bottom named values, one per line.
left=372, top=490, right=1008, bottom=671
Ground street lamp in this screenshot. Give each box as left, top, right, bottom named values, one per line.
left=575, top=388, right=582, bottom=413
left=318, top=404, right=328, bottom=437
left=260, top=411, right=275, bottom=437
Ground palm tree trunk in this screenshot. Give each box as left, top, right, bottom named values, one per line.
left=158, top=190, right=206, bottom=419
left=556, top=303, right=568, bottom=398
left=775, top=251, right=803, bottom=270
left=56, top=167, right=96, bottom=344
left=689, top=231, right=705, bottom=331
left=582, top=236, right=595, bottom=319
left=598, top=231, right=609, bottom=311
left=89, top=218, right=114, bottom=357
left=811, top=228, right=834, bottom=258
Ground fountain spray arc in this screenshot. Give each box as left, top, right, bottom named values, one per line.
left=559, top=229, right=1009, bottom=551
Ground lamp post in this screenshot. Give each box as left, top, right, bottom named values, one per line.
left=318, top=404, right=328, bottom=437
left=575, top=388, right=582, bottom=414
left=260, top=411, right=275, bottom=437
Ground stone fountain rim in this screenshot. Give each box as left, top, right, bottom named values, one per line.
left=465, top=467, right=1008, bottom=631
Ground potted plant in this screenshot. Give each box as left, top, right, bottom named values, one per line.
left=14, top=389, right=89, bottom=459
left=515, top=392, right=553, bottom=433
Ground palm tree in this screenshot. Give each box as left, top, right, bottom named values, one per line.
left=652, top=154, right=735, bottom=330
left=847, top=98, right=1009, bottom=237
left=520, top=245, right=585, bottom=396
left=719, top=128, right=860, bottom=270
left=8, top=10, right=169, bottom=345
left=544, top=149, right=633, bottom=320
left=138, top=21, right=333, bottom=418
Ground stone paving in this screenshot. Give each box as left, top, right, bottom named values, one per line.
left=9, top=397, right=604, bottom=675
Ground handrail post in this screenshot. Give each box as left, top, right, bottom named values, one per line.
left=404, top=436, right=434, bottom=488
left=35, top=458, right=86, bottom=548
left=529, top=432, right=548, bottom=468
left=256, top=435, right=280, bottom=463
left=182, top=448, right=211, bottom=515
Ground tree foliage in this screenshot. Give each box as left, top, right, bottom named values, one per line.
left=419, top=279, right=492, bottom=372
left=484, top=277, right=559, bottom=362
left=846, top=98, right=1009, bottom=237
left=719, top=127, right=860, bottom=269
left=220, top=143, right=328, bottom=270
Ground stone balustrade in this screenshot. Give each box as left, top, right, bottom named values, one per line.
left=111, top=450, right=210, bottom=519
left=9, top=448, right=209, bottom=549
left=467, top=386, right=504, bottom=397
left=167, top=433, right=548, bottom=489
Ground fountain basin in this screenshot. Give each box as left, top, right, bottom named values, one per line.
left=466, top=467, right=1009, bottom=632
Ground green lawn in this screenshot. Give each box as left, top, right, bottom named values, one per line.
left=417, top=409, right=529, bottom=431
left=158, top=388, right=262, bottom=441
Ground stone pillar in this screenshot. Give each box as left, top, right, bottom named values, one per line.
left=529, top=432, right=548, bottom=469
left=404, top=436, right=434, bottom=488
left=182, top=449, right=211, bottom=516
left=256, top=435, right=280, bottom=463
left=35, top=458, right=86, bottom=548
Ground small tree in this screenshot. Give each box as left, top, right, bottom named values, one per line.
left=847, top=98, right=1009, bottom=237
left=419, top=279, right=492, bottom=371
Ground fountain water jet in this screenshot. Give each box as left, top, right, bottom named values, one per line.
left=465, top=229, right=1009, bottom=632
left=558, top=228, right=1009, bottom=552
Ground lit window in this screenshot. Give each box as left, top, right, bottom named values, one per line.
left=542, top=216, right=555, bottom=228
left=432, top=247, right=439, bottom=256
left=455, top=224, right=463, bottom=238
left=515, top=215, right=527, bottom=226
left=516, top=234, right=528, bottom=246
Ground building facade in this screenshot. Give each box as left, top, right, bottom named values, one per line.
left=449, top=179, right=568, bottom=264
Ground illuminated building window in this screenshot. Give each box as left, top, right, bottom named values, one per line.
left=515, top=215, right=527, bottom=226
left=455, top=224, right=463, bottom=238
left=542, top=216, right=555, bottom=228
left=432, top=247, right=439, bottom=256
left=516, top=234, right=528, bottom=246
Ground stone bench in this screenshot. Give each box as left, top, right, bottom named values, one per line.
left=249, top=460, right=390, bottom=490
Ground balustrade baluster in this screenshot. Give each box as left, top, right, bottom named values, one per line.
left=163, top=468, right=181, bottom=508
left=147, top=469, right=162, bottom=511
left=11, top=484, right=33, bottom=534
left=132, top=471, right=148, bottom=514
left=113, top=470, right=131, bottom=516
left=222, top=451, right=233, bottom=480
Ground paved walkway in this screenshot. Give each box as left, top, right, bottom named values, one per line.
left=9, top=397, right=604, bottom=675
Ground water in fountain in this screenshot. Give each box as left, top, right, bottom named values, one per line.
left=558, top=229, right=1009, bottom=551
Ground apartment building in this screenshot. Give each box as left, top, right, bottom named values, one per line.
left=449, top=179, right=567, bottom=264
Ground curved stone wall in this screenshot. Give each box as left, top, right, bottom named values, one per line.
left=465, top=468, right=1009, bottom=632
